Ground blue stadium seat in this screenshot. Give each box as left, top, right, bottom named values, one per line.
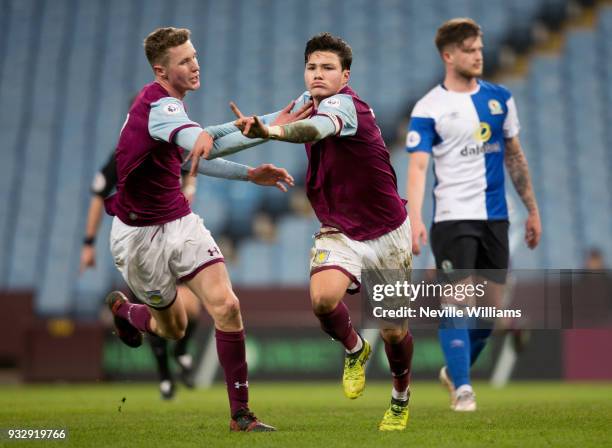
left=195, top=188, right=229, bottom=236
left=233, top=239, right=276, bottom=285
left=275, top=216, right=319, bottom=284
left=226, top=180, right=262, bottom=236
left=3, top=0, right=608, bottom=310
left=0, top=0, right=47, bottom=286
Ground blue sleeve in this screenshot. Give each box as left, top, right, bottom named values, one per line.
left=316, top=94, right=357, bottom=137
left=406, top=117, right=440, bottom=153
left=148, top=97, right=199, bottom=143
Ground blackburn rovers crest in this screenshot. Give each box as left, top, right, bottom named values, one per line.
left=488, top=99, right=503, bottom=115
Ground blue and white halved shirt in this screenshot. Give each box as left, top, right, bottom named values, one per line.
left=406, top=80, right=520, bottom=223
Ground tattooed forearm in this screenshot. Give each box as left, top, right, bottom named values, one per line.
left=275, top=121, right=325, bottom=143
left=505, top=141, right=538, bottom=213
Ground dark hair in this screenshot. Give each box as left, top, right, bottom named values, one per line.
left=304, top=32, right=352, bottom=70
left=144, top=27, right=191, bottom=66
left=435, top=18, right=482, bottom=54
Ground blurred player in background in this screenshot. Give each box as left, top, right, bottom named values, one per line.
left=196, top=32, right=414, bottom=431
left=584, top=247, right=606, bottom=270
left=80, top=150, right=201, bottom=400
left=103, top=27, right=309, bottom=432
left=405, top=18, right=541, bottom=411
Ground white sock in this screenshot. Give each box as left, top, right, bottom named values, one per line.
left=177, top=354, right=192, bottom=369
left=456, top=384, right=473, bottom=396
left=346, top=335, right=363, bottom=354
left=392, top=386, right=409, bottom=402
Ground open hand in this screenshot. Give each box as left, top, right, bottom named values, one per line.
left=271, top=99, right=313, bottom=126
left=230, top=99, right=312, bottom=139
left=247, top=163, right=295, bottom=192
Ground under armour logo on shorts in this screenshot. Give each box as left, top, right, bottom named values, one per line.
left=208, top=247, right=220, bottom=257
left=234, top=381, right=249, bottom=389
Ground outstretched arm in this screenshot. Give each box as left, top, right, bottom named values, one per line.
left=177, top=127, right=267, bottom=161
left=504, top=136, right=541, bottom=249
left=236, top=115, right=336, bottom=143
left=182, top=156, right=294, bottom=192
left=202, top=103, right=305, bottom=139
left=177, top=99, right=313, bottom=174
left=232, top=94, right=355, bottom=144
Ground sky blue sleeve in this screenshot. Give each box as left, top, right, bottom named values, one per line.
left=202, top=111, right=279, bottom=139
left=203, top=110, right=280, bottom=138
left=300, top=115, right=337, bottom=140
left=205, top=91, right=311, bottom=157
left=204, top=121, right=239, bottom=139
left=182, top=156, right=250, bottom=180
left=175, top=125, right=267, bottom=159
left=175, top=127, right=202, bottom=151
left=204, top=92, right=308, bottom=137
left=208, top=132, right=268, bottom=158
left=315, top=94, right=357, bottom=137
left=148, top=97, right=199, bottom=143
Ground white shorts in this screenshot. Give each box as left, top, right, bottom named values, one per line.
left=309, top=217, right=412, bottom=294
left=110, top=213, right=224, bottom=308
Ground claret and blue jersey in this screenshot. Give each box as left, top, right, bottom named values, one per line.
left=107, top=82, right=199, bottom=226
left=292, top=86, right=408, bottom=241
left=406, top=80, right=520, bottom=223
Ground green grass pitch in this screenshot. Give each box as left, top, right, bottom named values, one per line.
left=1, top=381, right=610, bottom=447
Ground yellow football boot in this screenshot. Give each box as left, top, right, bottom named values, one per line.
left=378, top=398, right=410, bottom=431
left=342, top=338, right=371, bottom=399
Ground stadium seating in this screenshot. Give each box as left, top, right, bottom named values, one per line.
left=503, top=16, right=612, bottom=268
left=1, top=0, right=609, bottom=315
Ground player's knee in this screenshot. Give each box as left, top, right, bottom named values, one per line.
left=311, top=292, right=338, bottom=315
left=215, top=297, right=241, bottom=322
left=380, top=327, right=407, bottom=344
left=163, top=325, right=186, bottom=341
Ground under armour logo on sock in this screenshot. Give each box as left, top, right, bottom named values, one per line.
left=234, top=381, right=249, bottom=389
left=208, top=247, right=220, bottom=257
